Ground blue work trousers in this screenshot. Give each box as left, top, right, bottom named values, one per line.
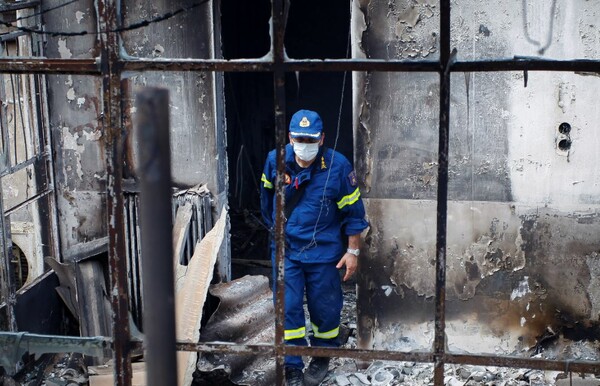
left=273, top=257, right=343, bottom=369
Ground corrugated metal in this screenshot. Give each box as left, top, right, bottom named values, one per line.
left=196, top=275, right=275, bottom=386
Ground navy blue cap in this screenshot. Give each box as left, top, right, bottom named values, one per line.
left=289, top=110, right=323, bottom=138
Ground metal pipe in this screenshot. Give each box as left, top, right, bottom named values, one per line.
left=3, top=188, right=51, bottom=216
left=172, top=341, right=600, bottom=374
left=0, top=56, right=596, bottom=75
left=0, top=58, right=100, bottom=74
left=136, top=87, right=178, bottom=386
left=433, top=0, right=452, bottom=384
left=119, top=58, right=600, bottom=73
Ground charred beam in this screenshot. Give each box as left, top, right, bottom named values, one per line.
left=120, top=58, right=600, bottom=73
left=0, top=58, right=100, bottom=74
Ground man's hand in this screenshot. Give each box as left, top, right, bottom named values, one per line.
left=336, top=252, right=358, bottom=281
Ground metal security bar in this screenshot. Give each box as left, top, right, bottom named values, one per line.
left=0, top=0, right=597, bottom=385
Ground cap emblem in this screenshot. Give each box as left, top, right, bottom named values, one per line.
left=299, top=117, right=310, bottom=128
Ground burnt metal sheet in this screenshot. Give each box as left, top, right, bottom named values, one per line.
left=196, top=275, right=275, bottom=386
left=0, top=270, right=64, bottom=335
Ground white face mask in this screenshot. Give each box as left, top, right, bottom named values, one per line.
left=292, top=141, right=320, bottom=162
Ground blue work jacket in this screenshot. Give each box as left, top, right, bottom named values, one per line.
left=260, top=144, right=369, bottom=263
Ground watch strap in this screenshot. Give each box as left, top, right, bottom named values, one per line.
left=346, top=248, right=360, bottom=256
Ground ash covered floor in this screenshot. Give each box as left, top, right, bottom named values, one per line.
left=316, top=285, right=600, bottom=386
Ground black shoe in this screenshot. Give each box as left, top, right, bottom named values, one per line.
left=285, top=367, right=305, bottom=386
left=304, top=357, right=330, bottom=386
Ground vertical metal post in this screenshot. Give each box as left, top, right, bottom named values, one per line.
left=272, top=0, right=288, bottom=384
left=434, top=0, right=451, bottom=384
left=136, top=87, right=178, bottom=386
left=99, top=0, right=132, bottom=385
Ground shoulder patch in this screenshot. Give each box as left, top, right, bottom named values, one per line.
left=348, top=170, right=358, bottom=187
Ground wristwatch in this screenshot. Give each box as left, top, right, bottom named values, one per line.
left=346, top=248, right=360, bottom=257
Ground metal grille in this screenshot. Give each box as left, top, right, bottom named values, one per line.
left=124, top=188, right=213, bottom=330
left=0, top=1, right=598, bottom=385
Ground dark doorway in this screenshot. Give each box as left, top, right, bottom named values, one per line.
left=221, top=0, right=352, bottom=277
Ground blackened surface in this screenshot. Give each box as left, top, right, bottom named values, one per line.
left=8, top=272, right=68, bottom=335
left=360, top=198, right=600, bottom=351
left=355, top=1, right=512, bottom=202
left=285, top=0, right=350, bottom=60
left=222, top=0, right=353, bottom=212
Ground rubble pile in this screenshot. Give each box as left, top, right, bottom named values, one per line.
left=314, top=286, right=600, bottom=386
left=320, top=360, right=600, bottom=386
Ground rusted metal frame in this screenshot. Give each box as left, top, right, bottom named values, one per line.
left=0, top=57, right=596, bottom=75
left=0, top=1, right=40, bottom=13
left=0, top=58, right=100, bottom=74
left=4, top=187, right=51, bottom=216
left=120, top=59, right=438, bottom=72
left=0, top=31, right=28, bottom=42
left=0, top=150, right=48, bottom=178
left=120, top=57, right=600, bottom=73
left=452, top=58, right=600, bottom=73
left=272, top=0, right=287, bottom=385
left=31, top=52, right=61, bottom=261
left=175, top=340, right=600, bottom=374
left=176, top=341, right=433, bottom=361
left=35, top=67, right=61, bottom=262
left=433, top=0, right=451, bottom=384
left=98, top=0, right=131, bottom=385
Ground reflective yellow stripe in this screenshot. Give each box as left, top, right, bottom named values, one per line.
left=312, top=323, right=340, bottom=339
left=285, top=327, right=306, bottom=340
left=336, top=187, right=360, bottom=209
left=261, top=173, right=273, bottom=189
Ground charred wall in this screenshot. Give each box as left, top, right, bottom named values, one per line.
left=353, top=0, right=600, bottom=354
left=42, top=1, right=227, bottom=262
left=44, top=0, right=106, bottom=253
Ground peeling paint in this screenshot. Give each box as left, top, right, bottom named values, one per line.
left=77, top=97, right=86, bottom=108
left=60, top=127, right=85, bottom=182
left=66, top=88, right=76, bottom=101
left=398, top=6, right=420, bottom=28
left=152, top=44, right=165, bottom=57
left=57, top=39, right=73, bottom=59
left=75, top=11, right=85, bottom=24
left=510, top=276, right=531, bottom=300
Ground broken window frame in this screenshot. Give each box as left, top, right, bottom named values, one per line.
left=0, top=0, right=598, bottom=385
left=0, top=1, right=60, bottom=332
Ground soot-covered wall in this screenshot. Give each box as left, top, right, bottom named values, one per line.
left=353, top=0, right=600, bottom=354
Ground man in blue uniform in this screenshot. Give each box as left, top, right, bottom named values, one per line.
left=260, top=109, right=369, bottom=386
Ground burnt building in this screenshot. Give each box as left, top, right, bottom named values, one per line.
left=0, top=0, right=599, bottom=385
